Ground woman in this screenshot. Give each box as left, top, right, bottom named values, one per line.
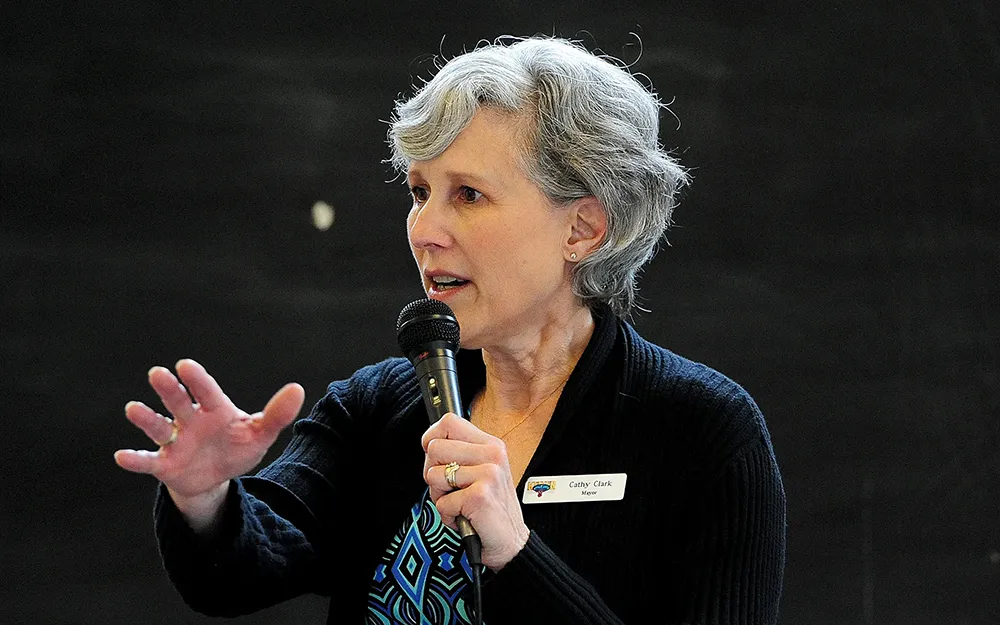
left=115, top=37, right=785, bottom=624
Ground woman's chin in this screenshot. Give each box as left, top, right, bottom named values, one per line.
left=452, top=314, right=482, bottom=350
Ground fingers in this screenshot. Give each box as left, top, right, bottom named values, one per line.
left=113, top=448, right=165, bottom=475
left=423, top=437, right=506, bottom=481
left=434, top=488, right=466, bottom=522
left=428, top=468, right=471, bottom=510
left=432, top=480, right=491, bottom=526
left=421, top=412, right=494, bottom=451
left=148, top=366, right=196, bottom=421
left=426, top=437, right=504, bottom=466
left=426, top=462, right=503, bottom=494
left=117, top=400, right=176, bottom=476
left=175, top=359, right=229, bottom=412
left=257, top=383, right=305, bottom=439
left=124, top=401, right=177, bottom=446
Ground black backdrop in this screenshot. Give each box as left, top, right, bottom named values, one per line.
left=2, top=2, right=998, bottom=623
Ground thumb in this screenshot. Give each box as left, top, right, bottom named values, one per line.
left=258, top=383, right=305, bottom=439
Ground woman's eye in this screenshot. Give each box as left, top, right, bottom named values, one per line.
left=410, top=186, right=429, bottom=203
left=459, top=187, right=483, bottom=203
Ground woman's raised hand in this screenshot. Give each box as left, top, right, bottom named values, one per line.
left=114, top=359, right=304, bottom=516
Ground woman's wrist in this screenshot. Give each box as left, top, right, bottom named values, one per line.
left=493, top=524, right=531, bottom=571
left=167, top=481, right=231, bottom=535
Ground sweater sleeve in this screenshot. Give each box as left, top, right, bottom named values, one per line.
left=483, top=437, right=786, bottom=625
left=676, top=436, right=786, bottom=625
left=153, top=477, right=327, bottom=617
left=153, top=362, right=391, bottom=616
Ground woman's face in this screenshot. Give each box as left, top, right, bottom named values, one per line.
left=406, top=108, right=576, bottom=351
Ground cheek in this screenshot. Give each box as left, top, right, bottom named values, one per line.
left=485, top=244, right=560, bottom=293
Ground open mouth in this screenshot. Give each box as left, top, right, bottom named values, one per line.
left=429, top=276, right=470, bottom=292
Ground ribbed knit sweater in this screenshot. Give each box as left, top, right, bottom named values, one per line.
left=154, top=309, right=786, bottom=624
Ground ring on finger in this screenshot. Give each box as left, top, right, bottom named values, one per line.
left=157, top=420, right=179, bottom=447
left=444, top=461, right=460, bottom=489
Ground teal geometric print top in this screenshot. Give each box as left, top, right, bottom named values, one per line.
left=367, top=488, right=481, bottom=625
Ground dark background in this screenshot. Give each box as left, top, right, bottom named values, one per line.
left=2, top=1, right=997, bottom=623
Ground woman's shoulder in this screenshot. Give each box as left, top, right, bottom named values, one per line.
left=620, top=321, right=753, bottom=400
left=325, top=356, right=415, bottom=394
left=619, top=322, right=775, bottom=466
left=313, top=357, right=421, bottom=425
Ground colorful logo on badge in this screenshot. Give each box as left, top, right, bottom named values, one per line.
left=527, top=480, right=556, bottom=498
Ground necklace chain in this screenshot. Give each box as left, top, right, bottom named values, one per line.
left=472, top=377, right=570, bottom=440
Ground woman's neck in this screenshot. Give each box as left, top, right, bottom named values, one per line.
left=478, top=305, right=595, bottom=421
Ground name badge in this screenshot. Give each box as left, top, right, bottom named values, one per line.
left=522, top=473, right=627, bottom=504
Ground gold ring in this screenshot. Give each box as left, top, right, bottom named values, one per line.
left=158, top=421, right=179, bottom=447
left=444, top=461, right=460, bottom=489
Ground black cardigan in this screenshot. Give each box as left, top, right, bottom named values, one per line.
left=154, top=310, right=786, bottom=624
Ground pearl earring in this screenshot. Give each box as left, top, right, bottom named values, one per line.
left=570, top=252, right=578, bottom=261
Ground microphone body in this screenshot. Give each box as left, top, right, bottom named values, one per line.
left=397, top=300, right=480, bottom=548
left=411, top=340, right=464, bottom=423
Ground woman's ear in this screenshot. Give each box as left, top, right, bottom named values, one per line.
left=566, top=196, right=608, bottom=261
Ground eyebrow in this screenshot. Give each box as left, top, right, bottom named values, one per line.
left=407, top=167, right=501, bottom=193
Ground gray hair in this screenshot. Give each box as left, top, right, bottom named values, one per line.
left=388, top=36, right=690, bottom=318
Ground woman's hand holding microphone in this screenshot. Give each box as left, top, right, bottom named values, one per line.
left=421, top=413, right=530, bottom=571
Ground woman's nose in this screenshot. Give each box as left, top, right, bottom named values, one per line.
left=407, top=197, right=453, bottom=251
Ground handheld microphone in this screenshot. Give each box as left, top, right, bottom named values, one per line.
left=396, top=299, right=482, bottom=561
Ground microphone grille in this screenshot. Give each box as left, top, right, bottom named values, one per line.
left=396, top=298, right=460, bottom=355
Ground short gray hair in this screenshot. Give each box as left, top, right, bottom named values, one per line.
left=389, top=36, right=690, bottom=318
